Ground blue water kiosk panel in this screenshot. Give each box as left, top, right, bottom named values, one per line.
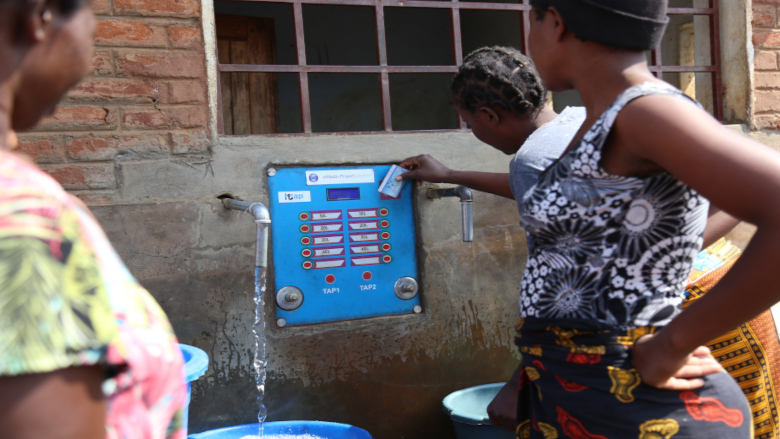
left=268, top=165, right=420, bottom=327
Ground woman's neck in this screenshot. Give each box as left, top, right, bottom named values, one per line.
left=567, top=48, right=660, bottom=116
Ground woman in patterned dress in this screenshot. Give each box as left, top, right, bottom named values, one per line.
left=0, top=1, right=187, bottom=438
left=479, top=0, right=780, bottom=437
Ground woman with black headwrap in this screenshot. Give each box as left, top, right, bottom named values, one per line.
left=488, top=0, right=780, bottom=437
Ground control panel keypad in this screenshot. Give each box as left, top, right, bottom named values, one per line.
left=299, top=207, right=392, bottom=269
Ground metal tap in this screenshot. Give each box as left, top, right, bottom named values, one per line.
left=426, top=186, right=474, bottom=242
left=222, top=198, right=271, bottom=268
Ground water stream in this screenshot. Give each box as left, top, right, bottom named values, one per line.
left=241, top=268, right=328, bottom=439
left=253, top=267, right=268, bottom=437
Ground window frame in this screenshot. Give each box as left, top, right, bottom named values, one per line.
left=214, top=0, right=724, bottom=136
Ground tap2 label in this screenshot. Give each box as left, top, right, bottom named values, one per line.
left=278, top=191, right=311, bottom=203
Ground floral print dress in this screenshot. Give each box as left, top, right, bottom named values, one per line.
left=0, top=151, right=186, bottom=439
left=513, top=83, right=751, bottom=438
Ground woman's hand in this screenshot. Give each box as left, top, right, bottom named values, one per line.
left=397, top=155, right=454, bottom=185
left=631, top=333, right=723, bottom=390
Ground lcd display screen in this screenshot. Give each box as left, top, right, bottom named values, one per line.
left=327, top=188, right=360, bottom=201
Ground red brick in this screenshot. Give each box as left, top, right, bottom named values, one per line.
left=15, top=135, right=65, bottom=164
left=755, top=0, right=780, bottom=3
left=69, top=78, right=159, bottom=103
left=756, top=72, right=780, bottom=89
left=67, top=134, right=168, bottom=161
left=161, top=80, right=206, bottom=104
left=172, top=132, right=209, bottom=154
left=753, top=32, right=780, bottom=48
left=162, top=107, right=208, bottom=128
left=37, top=106, right=113, bottom=131
left=168, top=25, right=201, bottom=49
left=122, top=109, right=168, bottom=129
left=755, top=51, right=779, bottom=71
left=91, top=50, right=113, bottom=76
left=754, top=114, right=780, bottom=130
left=116, top=51, right=204, bottom=78
left=754, top=90, right=780, bottom=113
left=114, top=0, right=200, bottom=18
left=74, top=192, right=117, bottom=206
left=96, top=19, right=168, bottom=47
left=753, top=4, right=776, bottom=27
left=92, top=0, right=111, bottom=15
left=43, top=164, right=116, bottom=190
left=122, top=106, right=207, bottom=129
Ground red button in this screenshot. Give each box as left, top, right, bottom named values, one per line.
left=362, top=271, right=372, bottom=280
left=301, top=249, right=312, bottom=257
left=381, top=243, right=391, bottom=252
left=380, top=232, right=390, bottom=240
left=302, top=261, right=313, bottom=270
left=379, top=208, right=389, bottom=216
left=300, top=224, right=311, bottom=233
left=299, top=212, right=310, bottom=221
left=301, top=237, right=312, bottom=245
left=382, top=255, right=392, bottom=263
left=380, top=220, right=390, bottom=228
left=325, top=274, right=336, bottom=284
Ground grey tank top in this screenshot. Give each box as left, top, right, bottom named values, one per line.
left=509, top=106, right=586, bottom=215
left=519, top=82, right=709, bottom=330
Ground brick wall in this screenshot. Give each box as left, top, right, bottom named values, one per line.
left=16, top=0, right=210, bottom=204
left=754, top=0, right=780, bottom=129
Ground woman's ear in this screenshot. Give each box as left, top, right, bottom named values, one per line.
left=20, top=0, right=52, bottom=43
left=478, top=106, right=501, bottom=127
left=546, top=6, right=567, bottom=42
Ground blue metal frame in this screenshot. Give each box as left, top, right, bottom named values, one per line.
left=268, top=165, right=420, bottom=326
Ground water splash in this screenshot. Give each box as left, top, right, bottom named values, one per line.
left=254, top=267, right=268, bottom=436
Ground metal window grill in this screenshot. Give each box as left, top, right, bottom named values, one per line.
left=216, top=0, right=723, bottom=135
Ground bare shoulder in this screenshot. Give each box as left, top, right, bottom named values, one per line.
left=611, top=91, right=780, bottom=224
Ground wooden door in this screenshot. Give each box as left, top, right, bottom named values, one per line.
left=216, top=14, right=279, bottom=134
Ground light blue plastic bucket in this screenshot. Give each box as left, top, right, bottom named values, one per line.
left=179, top=344, right=209, bottom=435
left=187, top=421, right=373, bottom=438
left=442, top=383, right=515, bottom=439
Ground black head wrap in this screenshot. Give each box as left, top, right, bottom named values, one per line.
left=530, top=0, right=669, bottom=51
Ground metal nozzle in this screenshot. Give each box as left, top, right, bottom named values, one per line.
left=426, top=186, right=474, bottom=242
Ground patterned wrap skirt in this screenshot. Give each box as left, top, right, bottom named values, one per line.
left=684, top=239, right=780, bottom=439
left=514, top=317, right=752, bottom=439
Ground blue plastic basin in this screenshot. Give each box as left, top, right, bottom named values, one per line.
left=187, top=421, right=373, bottom=439
left=179, top=344, right=210, bottom=434
left=442, top=383, right=515, bottom=439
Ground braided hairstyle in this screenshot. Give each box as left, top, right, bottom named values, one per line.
left=451, top=46, right=547, bottom=118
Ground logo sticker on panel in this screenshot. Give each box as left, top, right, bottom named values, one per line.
left=305, top=169, right=375, bottom=186
left=279, top=191, right=312, bottom=203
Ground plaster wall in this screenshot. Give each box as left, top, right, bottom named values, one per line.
left=93, top=131, right=530, bottom=437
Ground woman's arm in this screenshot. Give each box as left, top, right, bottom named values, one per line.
left=398, top=154, right=514, bottom=199
left=0, top=366, right=106, bottom=439
left=615, top=95, right=780, bottom=388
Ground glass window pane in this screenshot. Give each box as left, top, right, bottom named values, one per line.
left=385, top=8, right=454, bottom=66
left=215, top=2, right=297, bottom=65
left=220, top=72, right=301, bottom=134
left=460, top=10, right=524, bottom=57
left=303, top=5, right=378, bottom=66
left=309, top=74, right=383, bottom=132
left=389, top=73, right=458, bottom=131
left=660, top=13, right=712, bottom=67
